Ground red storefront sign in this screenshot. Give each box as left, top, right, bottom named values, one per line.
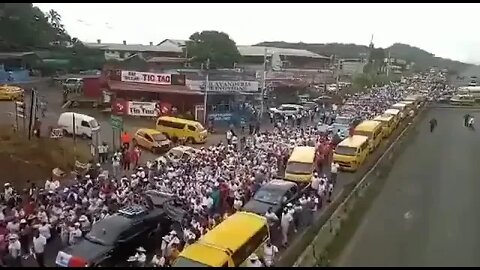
left=111, top=99, right=127, bottom=115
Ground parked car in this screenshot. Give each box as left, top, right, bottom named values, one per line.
left=56, top=202, right=182, bottom=267
left=155, top=145, right=199, bottom=165
left=242, top=179, right=305, bottom=218
left=132, top=128, right=171, bottom=154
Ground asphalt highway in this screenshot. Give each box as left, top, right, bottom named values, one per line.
left=338, top=107, right=480, bottom=267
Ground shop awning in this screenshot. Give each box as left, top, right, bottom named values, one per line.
left=108, top=81, right=203, bottom=95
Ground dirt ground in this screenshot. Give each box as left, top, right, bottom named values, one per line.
left=0, top=127, right=90, bottom=188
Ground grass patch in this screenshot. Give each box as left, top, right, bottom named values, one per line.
left=0, top=126, right=91, bottom=187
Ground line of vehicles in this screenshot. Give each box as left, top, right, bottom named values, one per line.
left=332, top=94, right=425, bottom=172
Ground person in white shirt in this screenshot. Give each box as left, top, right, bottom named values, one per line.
left=263, top=240, right=279, bottom=267
left=69, top=223, right=82, bottom=246
left=32, top=230, right=47, bottom=267
left=311, top=172, right=320, bottom=192
left=233, top=197, right=243, bottom=212
left=38, top=221, right=51, bottom=241
left=7, top=219, right=20, bottom=234
left=134, top=246, right=147, bottom=267
left=150, top=250, right=166, bottom=267
left=330, top=163, right=340, bottom=186
left=265, top=207, right=279, bottom=228
left=8, top=234, right=22, bottom=266
left=246, top=253, right=263, bottom=267
left=280, top=209, right=293, bottom=247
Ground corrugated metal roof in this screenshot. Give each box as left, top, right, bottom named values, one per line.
left=108, top=81, right=201, bottom=95
left=83, top=42, right=178, bottom=53
left=237, top=45, right=329, bottom=59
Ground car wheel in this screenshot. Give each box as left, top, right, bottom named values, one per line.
left=162, top=132, right=170, bottom=139
left=186, top=137, right=194, bottom=144
left=63, top=129, right=69, bottom=136
left=81, top=133, right=88, bottom=140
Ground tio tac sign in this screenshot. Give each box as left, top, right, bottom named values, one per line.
left=120, top=70, right=172, bottom=86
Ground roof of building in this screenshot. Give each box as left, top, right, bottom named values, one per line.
left=108, top=81, right=201, bottom=95
left=237, top=45, right=329, bottom=59
left=0, top=52, right=36, bottom=59
left=118, top=39, right=329, bottom=59
left=83, top=42, right=178, bottom=53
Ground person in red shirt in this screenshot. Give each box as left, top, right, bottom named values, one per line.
left=121, top=131, right=131, bottom=149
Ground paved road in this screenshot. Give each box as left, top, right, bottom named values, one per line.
left=337, top=107, right=480, bottom=267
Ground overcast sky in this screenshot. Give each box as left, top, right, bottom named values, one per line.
left=34, top=3, right=480, bottom=64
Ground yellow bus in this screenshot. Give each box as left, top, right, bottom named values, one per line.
left=172, top=212, right=269, bottom=267
left=373, top=114, right=395, bottom=138
left=353, top=120, right=383, bottom=153
left=383, top=108, right=401, bottom=128
left=284, top=146, right=316, bottom=184
left=333, top=135, right=369, bottom=172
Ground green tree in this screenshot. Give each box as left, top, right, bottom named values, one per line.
left=186, top=30, right=241, bottom=68
left=0, top=4, right=70, bottom=51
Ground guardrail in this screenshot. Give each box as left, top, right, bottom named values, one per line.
left=292, top=107, right=428, bottom=267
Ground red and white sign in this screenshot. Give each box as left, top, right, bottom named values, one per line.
left=121, top=70, right=172, bottom=85
left=128, top=101, right=158, bottom=117
left=111, top=99, right=127, bottom=115
left=111, top=99, right=172, bottom=117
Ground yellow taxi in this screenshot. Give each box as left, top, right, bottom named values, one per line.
left=132, top=128, right=172, bottom=154
left=156, top=116, right=207, bottom=144
left=0, top=85, right=24, bottom=101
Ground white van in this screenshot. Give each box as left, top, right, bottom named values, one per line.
left=57, top=112, right=100, bottom=139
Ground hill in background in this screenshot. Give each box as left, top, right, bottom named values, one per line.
left=256, top=41, right=476, bottom=75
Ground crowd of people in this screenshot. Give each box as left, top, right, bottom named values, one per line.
left=0, top=71, right=449, bottom=267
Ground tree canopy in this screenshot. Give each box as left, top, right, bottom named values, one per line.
left=186, top=30, right=241, bottom=69
left=0, top=3, right=71, bottom=51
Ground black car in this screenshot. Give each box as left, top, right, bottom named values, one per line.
left=242, top=179, right=304, bottom=218
left=55, top=202, right=182, bottom=267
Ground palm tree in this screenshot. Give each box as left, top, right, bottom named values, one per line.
left=47, top=9, right=61, bottom=28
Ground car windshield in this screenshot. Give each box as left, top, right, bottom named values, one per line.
left=286, top=161, right=312, bottom=175
left=152, top=133, right=167, bottom=141
left=335, top=117, right=351, bottom=125
left=335, top=146, right=357, bottom=156
left=253, top=188, right=284, bottom=205
left=195, top=123, right=205, bottom=131
left=354, top=130, right=372, bottom=139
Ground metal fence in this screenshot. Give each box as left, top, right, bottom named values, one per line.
left=293, top=108, right=427, bottom=267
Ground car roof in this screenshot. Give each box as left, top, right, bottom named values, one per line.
left=158, top=116, right=202, bottom=126
left=137, top=128, right=162, bottom=135
left=262, top=179, right=296, bottom=191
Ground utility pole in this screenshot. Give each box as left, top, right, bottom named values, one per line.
left=202, top=58, right=210, bottom=124
left=259, top=47, right=268, bottom=120
left=386, top=50, right=391, bottom=77
left=27, top=88, right=37, bottom=140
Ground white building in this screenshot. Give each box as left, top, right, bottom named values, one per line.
left=83, top=40, right=182, bottom=61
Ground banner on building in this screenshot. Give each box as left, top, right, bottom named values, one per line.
left=112, top=99, right=173, bottom=117
left=121, top=70, right=172, bottom=85
left=186, top=80, right=259, bottom=92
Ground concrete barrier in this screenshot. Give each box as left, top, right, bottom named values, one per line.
left=292, top=107, right=428, bottom=267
